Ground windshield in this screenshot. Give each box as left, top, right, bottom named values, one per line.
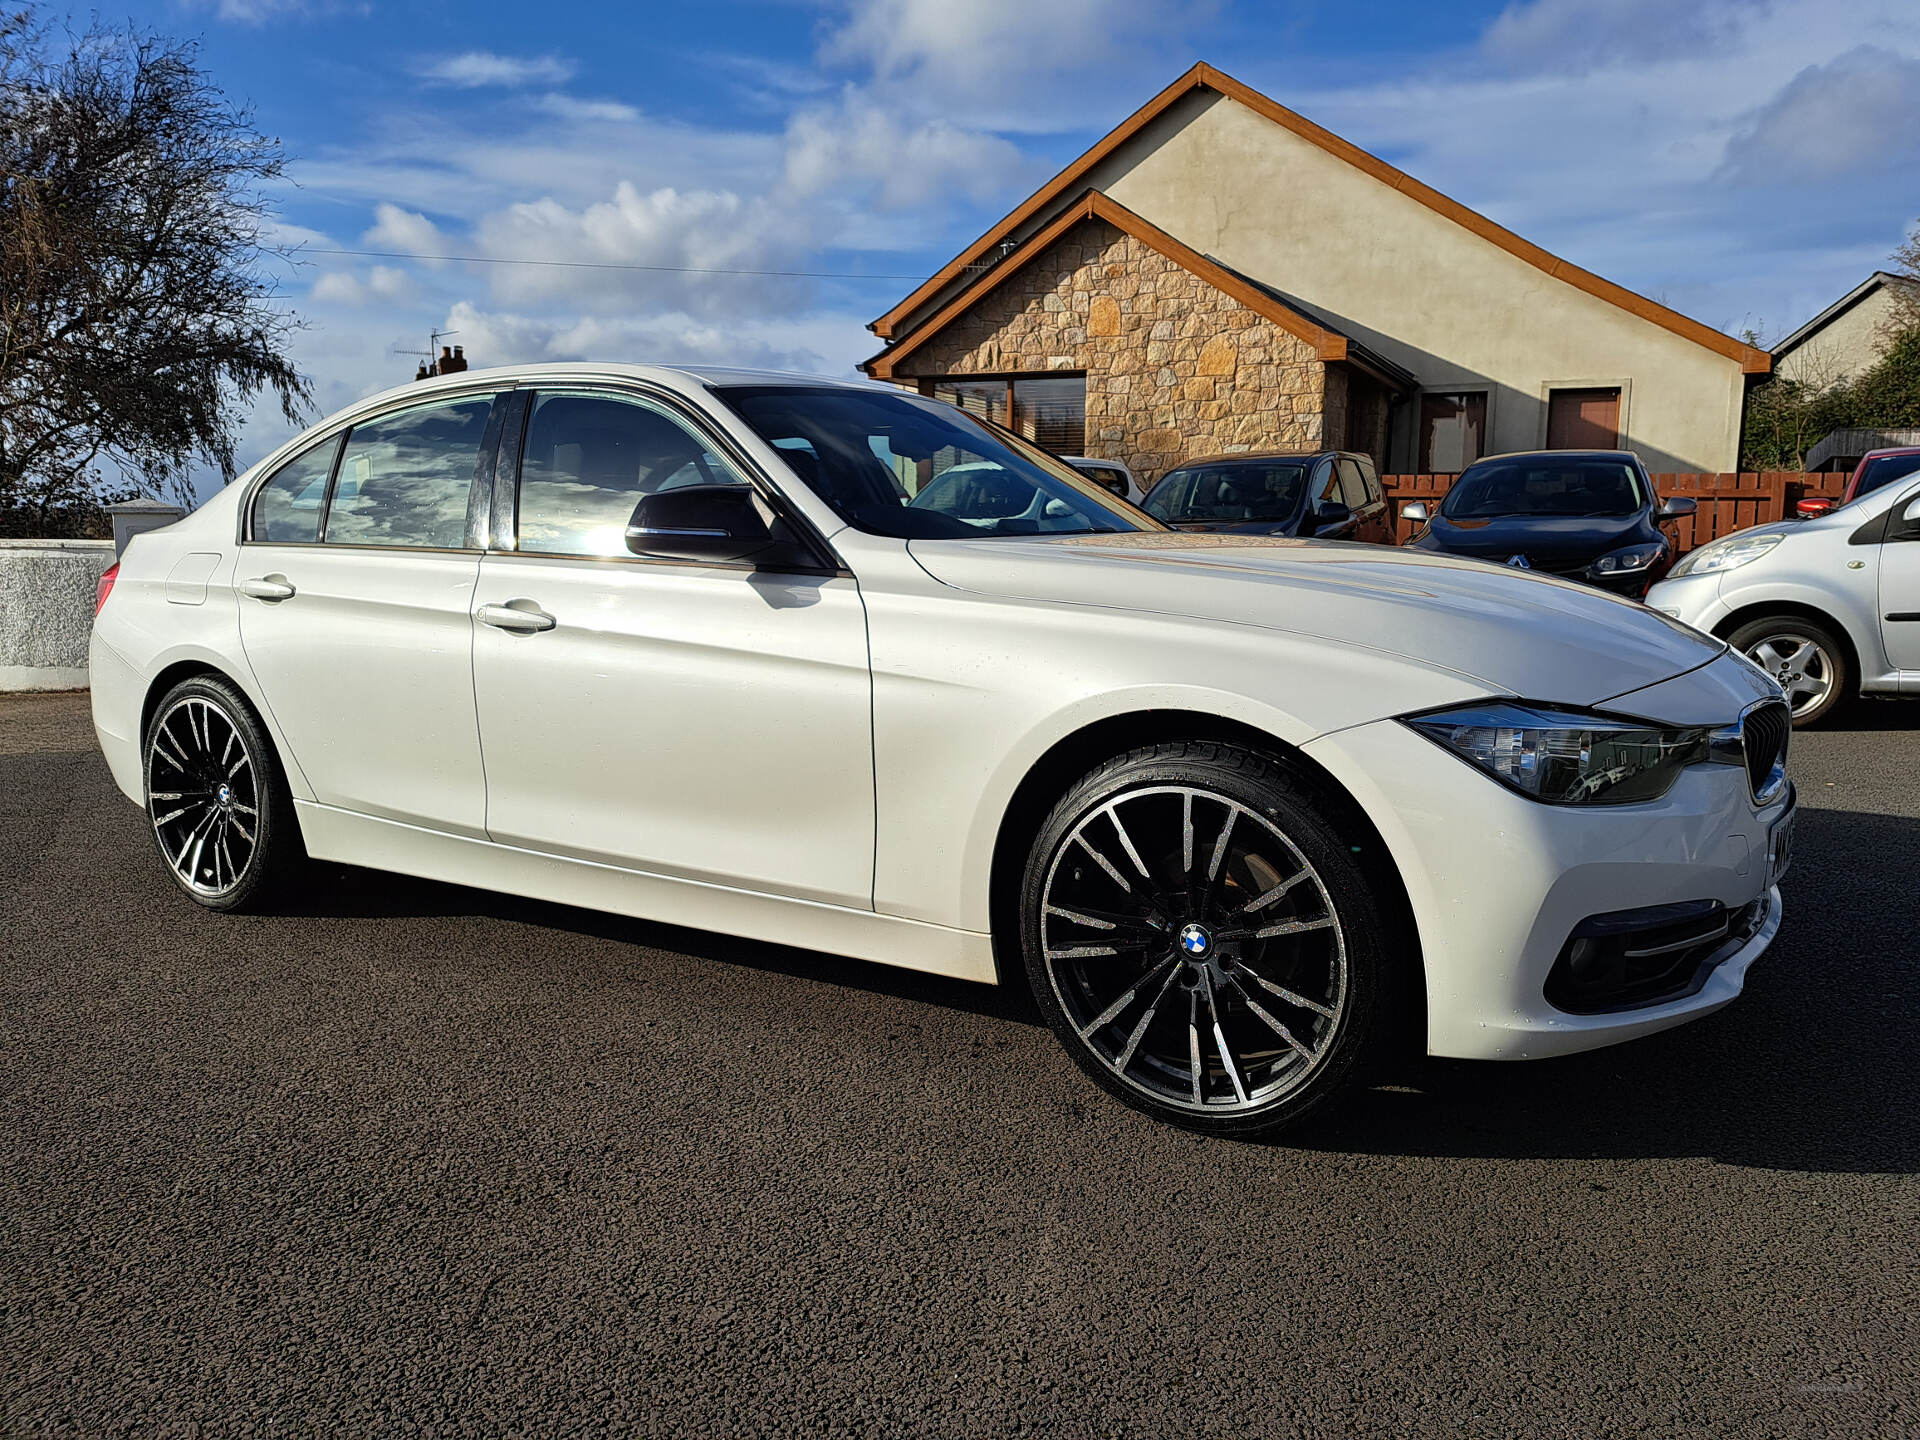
left=1855, top=453, right=1920, bottom=500
left=1442, top=457, right=1647, bottom=519
left=1144, top=462, right=1308, bottom=524
left=716, top=385, right=1156, bottom=540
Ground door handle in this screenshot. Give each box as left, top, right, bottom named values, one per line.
left=476, top=601, right=557, bottom=634
left=238, top=576, right=296, bottom=601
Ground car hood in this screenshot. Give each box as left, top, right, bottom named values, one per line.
left=1166, top=518, right=1298, bottom=536
left=1420, top=512, right=1646, bottom=561
left=907, top=532, right=1723, bottom=706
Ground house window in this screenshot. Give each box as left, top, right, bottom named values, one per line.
left=1546, top=387, right=1621, bottom=449
left=1418, top=392, right=1487, bottom=472
left=928, top=375, right=1085, bottom=455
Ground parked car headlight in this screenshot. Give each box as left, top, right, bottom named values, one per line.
left=1589, top=542, right=1665, bottom=576
left=1403, top=702, right=1713, bottom=805
left=1667, top=530, right=1783, bottom=578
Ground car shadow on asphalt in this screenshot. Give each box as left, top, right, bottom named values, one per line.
left=266, top=804, right=1914, bottom=1175
left=1289, top=804, right=1920, bottom=1175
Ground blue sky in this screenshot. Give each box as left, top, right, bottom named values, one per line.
left=121, top=0, right=1920, bottom=482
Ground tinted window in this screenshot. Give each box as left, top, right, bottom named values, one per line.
left=1856, top=454, right=1920, bottom=500
left=1145, top=463, right=1308, bottom=523
left=1443, top=457, right=1647, bottom=519
left=517, top=392, right=747, bottom=557
left=326, top=396, right=495, bottom=548
left=1335, top=458, right=1369, bottom=510
left=719, top=385, right=1148, bottom=540
left=1357, top=457, right=1383, bottom=506
left=250, top=436, right=339, bottom=543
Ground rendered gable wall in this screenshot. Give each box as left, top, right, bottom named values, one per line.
left=1099, top=92, right=1749, bottom=472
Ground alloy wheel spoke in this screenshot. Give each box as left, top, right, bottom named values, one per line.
left=1201, top=968, right=1248, bottom=1105
left=1187, top=990, right=1204, bottom=1105
left=1115, top=964, right=1183, bottom=1073
left=1105, top=804, right=1153, bottom=882
left=1226, top=973, right=1316, bottom=1061
left=1233, top=963, right=1338, bottom=1020
left=1074, top=834, right=1134, bottom=895
left=1078, top=954, right=1182, bottom=1039
left=1242, top=869, right=1314, bottom=914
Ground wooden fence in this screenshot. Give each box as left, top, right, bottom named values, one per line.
left=1382, top=472, right=1851, bottom=550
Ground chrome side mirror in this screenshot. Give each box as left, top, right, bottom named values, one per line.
left=1401, top=501, right=1430, bottom=524
left=1657, top=496, right=1698, bottom=519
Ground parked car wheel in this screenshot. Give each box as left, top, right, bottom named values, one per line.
left=144, top=675, right=302, bottom=911
left=1019, top=741, right=1391, bottom=1137
left=1727, top=616, right=1849, bottom=728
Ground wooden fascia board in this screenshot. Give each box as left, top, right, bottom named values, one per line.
left=862, top=191, right=1342, bottom=381
left=870, top=61, right=1771, bottom=374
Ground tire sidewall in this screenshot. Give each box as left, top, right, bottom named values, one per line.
left=1018, top=744, right=1389, bottom=1138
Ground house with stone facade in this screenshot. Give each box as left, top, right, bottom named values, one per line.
left=861, top=64, right=1770, bottom=489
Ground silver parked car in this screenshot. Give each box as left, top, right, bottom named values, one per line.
left=1647, top=471, right=1920, bottom=726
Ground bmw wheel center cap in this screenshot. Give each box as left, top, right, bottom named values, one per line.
left=1179, top=923, right=1212, bottom=958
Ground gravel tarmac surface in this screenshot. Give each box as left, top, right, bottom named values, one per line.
left=2, top=689, right=1917, bottom=1437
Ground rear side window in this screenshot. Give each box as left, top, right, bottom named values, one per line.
left=1335, top=458, right=1369, bottom=510
left=249, top=436, right=340, bottom=543
left=515, top=391, right=748, bottom=557
left=325, top=395, right=495, bottom=549
left=1357, top=457, right=1383, bottom=506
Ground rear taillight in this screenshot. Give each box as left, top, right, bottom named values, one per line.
left=95, top=563, right=119, bottom=616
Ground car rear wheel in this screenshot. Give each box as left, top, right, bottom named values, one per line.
left=143, top=675, right=302, bottom=911
left=1019, top=741, right=1395, bottom=1138
left=1728, top=616, right=1848, bottom=728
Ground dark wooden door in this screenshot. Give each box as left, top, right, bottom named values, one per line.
left=1546, top=388, right=1620, bottom=449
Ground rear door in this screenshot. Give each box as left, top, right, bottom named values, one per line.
left=235, top=390, right=501, bottom=836
left=469, top=386, right=876, bottom=907
left=1348, top=456, right=1391, bottom=544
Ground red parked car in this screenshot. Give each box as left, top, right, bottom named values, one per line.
left=1795, top=446, right=1920, bottom=517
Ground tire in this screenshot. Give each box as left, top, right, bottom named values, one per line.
left=1018, top=741, right=1398, bottom=1138
left=1727, top=615, right=1850, bottom=728
left=142, top=674, right=304, bottom=912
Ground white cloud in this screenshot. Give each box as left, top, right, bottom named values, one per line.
left=529, top=94, right=644, bottom=125
left=1481, top=0, right=1767, bottom=73
left=437, top=299, right=864, bottom=374
left=782, top=90, right=1033, bottom=208
left=416, top=52, right=577, bottom=89
left=310, top=266, right=414, bottom=307
left=362, top=203, right=447, bottom=257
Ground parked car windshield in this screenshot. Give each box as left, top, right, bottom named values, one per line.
left=717, top=385, right=1157, bottom=540
left=1854, top=453, right=1920, bottom=501
left=1442, top=457, right=1647, bottom=518
left=1144, top=462, right=1309, bottom=524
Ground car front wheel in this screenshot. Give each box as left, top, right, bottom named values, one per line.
left=1019, top=741, right=1397, bottom=1137
left=1728, top=616, right=1849, bottom=728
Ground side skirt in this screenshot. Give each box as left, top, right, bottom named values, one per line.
left=293, top=801, right=998, bottom=985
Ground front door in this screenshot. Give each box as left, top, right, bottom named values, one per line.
left=236, top=392, right=499, bottom=835
left=1878, top=480, right=1920, bottom=678
left=470, top=388, right=876, bottom=908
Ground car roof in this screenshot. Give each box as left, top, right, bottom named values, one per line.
left=1860, top=446, right=1920, bottom=460
left=1167, top=450, right=1342, bottom=469
left=1470, top=449, right=1640, bottom=464
left=341, top=362, right=891, bottom=422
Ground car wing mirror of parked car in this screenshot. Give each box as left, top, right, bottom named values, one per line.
left=1401, top=501, right=1430, bottom=525
left=1311, top=500, right=1352, bottom=534
left=1796, top=497, right=1836, bottom=518
left=1904, top=497, right=1920, bottom=525
left=1657, top=496, right=1698, bottom=519
left=627, top=485, right=818, bottom=570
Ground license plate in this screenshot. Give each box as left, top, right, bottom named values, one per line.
left=1767, top=806, right=1795, bottom=885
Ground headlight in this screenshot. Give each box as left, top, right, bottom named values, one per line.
left=1667, top=530, right=1782, bottom=578
left=1403, top=702, right=1715, bottom=805
left=1590, top=542, right=1665, bottom=576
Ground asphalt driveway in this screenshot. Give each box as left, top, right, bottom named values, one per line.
left=3, top=690, right=1916, bottom=1437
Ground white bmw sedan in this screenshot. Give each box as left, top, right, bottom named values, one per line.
left=92, top=365, right=1794, bottom=1136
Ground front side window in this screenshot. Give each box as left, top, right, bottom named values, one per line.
left=1335, top=458, right=1369, bottom=510
left=718, top=385, right=1150, bottom=540
left=326, top=395, right=495, bottom=549
left=516, top=391, right=747, bottom=557
left=1144, top=462, right=1309, bottom=524
left=1443, top=457, right=1648, bottom=519
left=250, top=435, right=340, bottom=543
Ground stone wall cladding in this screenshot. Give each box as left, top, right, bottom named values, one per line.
left=892, top=220, right=1325, bottom=487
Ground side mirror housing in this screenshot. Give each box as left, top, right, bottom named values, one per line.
left=1657, top=496, right=1698, bottom=519
left=1310, top=500, right=1352, bottom=534
left=1400, top=500, right=1430, bottom=525
left=1904, top=496, right=1920, bottom=525
left=1796, top=497, right=1836, bottom=518
left=626, top=485, right=816, bottom=569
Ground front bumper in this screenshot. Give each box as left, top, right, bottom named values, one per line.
left=1644, top=570, right=1729, bottom=633
left=1302, top=700, right=1789, bottom=1061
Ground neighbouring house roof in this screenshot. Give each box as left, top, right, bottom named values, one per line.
left=1202, top=256, right=1419, bottom=392
left=868, top=62, right=1770, bottom=376
left=1804, top=428, right=1920, bottom=472
left=1773, top=271, right=1915, bottom=362
left=862, top=190, right=1414, bottom=392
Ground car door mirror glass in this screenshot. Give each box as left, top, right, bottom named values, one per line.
left=1657, top=496, right=1698, bottom=518
left=1401, top=500, right=1430, bottom=524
